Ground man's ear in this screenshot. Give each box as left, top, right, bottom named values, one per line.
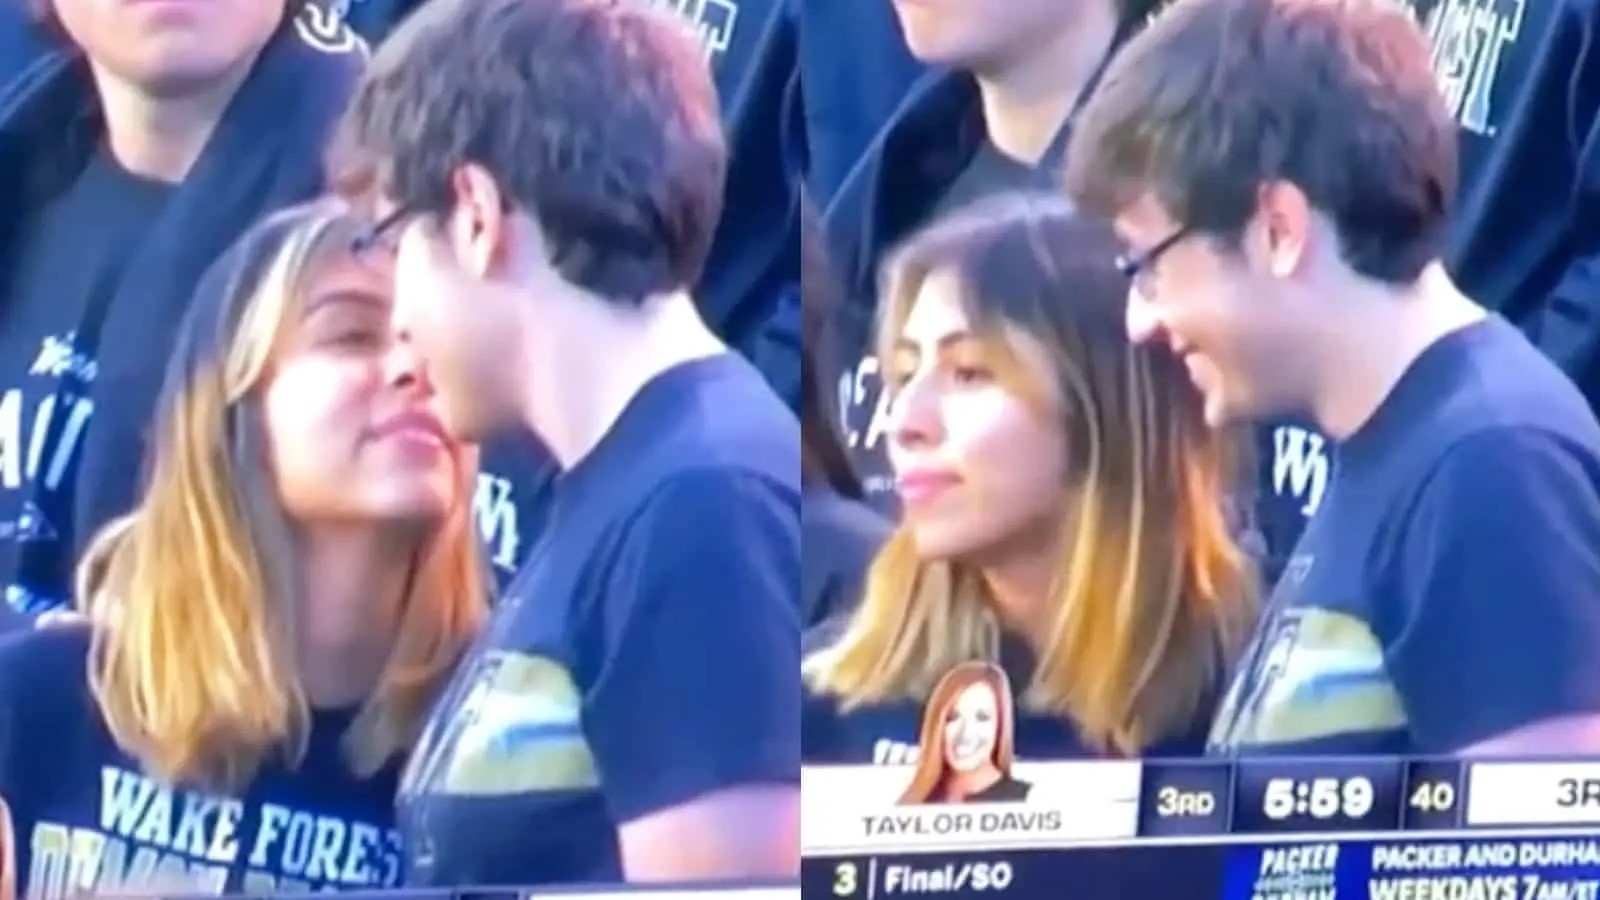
left=447, top=163, right=511, bottom=277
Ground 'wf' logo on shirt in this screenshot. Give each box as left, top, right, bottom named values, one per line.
left=473, top=475, right=522, bottom=573
left=1272, top=426, right=1329, bottom=518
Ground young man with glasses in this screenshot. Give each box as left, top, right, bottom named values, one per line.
left=331, top=0, right=799, bottom=885
left=1067, top=0, right=1600, bottom=756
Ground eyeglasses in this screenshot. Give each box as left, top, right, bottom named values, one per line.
left=1114, top=225, right=1193, bottom=293
left=350, top=204, right=417, bottom=257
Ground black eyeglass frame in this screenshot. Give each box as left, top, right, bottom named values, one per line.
left=350, top=204, right=419, bottom=256
left=1114, top=224, right=1194, bottom=281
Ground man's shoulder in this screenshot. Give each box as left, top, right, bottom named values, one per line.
left=622, top=357, right=801, bottom=513
left=1361, top=321, right=1600, bottom=498
left=622, top=355, right=798, bottom=478
left=1429, top=319, right=1600, bottom=445
left=620, top=466, right=800, bottom=562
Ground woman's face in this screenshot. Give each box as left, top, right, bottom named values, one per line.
left=886, top=269, right=1069, bottom=560
left=262, top=251, right=458, bottom=526
left=942, top=681, right=1000, bottom=773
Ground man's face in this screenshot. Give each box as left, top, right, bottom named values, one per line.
left=1115, top=194, right=1309, bottom=427
left=385, top=207, right=526, bottom=445
left=890, top=0, right=1076, bottom=69
left=52, top=0, right=281, bottom=96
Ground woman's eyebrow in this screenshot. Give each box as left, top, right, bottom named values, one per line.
left=302, top=289, right=388, bottom=318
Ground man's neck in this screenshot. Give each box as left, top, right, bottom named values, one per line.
left=292, top=527, right=413, bottom=709
left=522, top=291, right=726, bottom=469
left=972, top=3, right=1119, bottom=164
left=1309, top=263, right=1486, bottom=440
left=90, top=59, right=256, bottom=183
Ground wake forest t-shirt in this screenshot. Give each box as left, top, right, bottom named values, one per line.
left=0, top=628, right=405, bottom=898
left=398, top=354, right=801, bottom=886
left=0, top=151, right=172, bottom=616
left=1209, top=319, right=1600, bottom=756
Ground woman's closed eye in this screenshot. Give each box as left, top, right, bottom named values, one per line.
left=949, top=364, right=993, bottom=386
left=302, top=287, right=393, bottom=351
left=306, top=305, right=390, bottom=351
left=321, top=323, right=386, bottom=349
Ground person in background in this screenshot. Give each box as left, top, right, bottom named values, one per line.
left=804, top=195, right=1257, bottom=765
left=1427, top=0, right=1600, bottom=410
left=792, top=0, right=925, bottom=204
left=695, top=0, right=803, bottom=412
left=0, top=0, right=363, bottom=624
left=822, top=0, right=1161, bottom=512
left=331, top=0, right=799, bottom=885
left=0, top=201, right=486, bottom=897
left=801, top=190, right=890, bottom=627
left=1067, top=0, right=1600, bottom=755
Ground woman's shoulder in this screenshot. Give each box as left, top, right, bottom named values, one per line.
left=0, top=625, right=94, bottom=728
left=0, top=626, right=96, bottom=785
left=802, top=617, right=919, bottom=765
left=0, top=623, right=91, bottom=684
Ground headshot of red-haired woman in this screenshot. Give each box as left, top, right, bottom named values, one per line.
left=900, top=662, right=1030, bottom=804
left=803, top=194, right=1257, bottom=765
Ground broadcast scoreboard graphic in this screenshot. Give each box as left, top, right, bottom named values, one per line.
left=801, top=757, right=1600, bottom=899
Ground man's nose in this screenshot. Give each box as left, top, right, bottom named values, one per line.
left=385, top=331, right=430, bottom=392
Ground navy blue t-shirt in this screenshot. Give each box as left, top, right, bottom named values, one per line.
left=803, top=620, right=1216, bottom=764
left=397, top=355, right=801, bottom=887
left=0, top=627, right=405, bottom=898
left=1210, top=318, right=1600, bottom=756
left=0, top=152, right=172, bottom=617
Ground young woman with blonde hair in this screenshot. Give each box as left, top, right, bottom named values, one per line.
left=0, top=200, right=486, bottom=899
left=804, top=194, right=1256, bottom=761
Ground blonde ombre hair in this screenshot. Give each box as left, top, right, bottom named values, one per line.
left=805, top=194, right=1257, bottom=754
left=76, top=199, right=488, bottom=793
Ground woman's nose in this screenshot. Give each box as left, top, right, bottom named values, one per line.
left=889, top=373, right=943, bottom=449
